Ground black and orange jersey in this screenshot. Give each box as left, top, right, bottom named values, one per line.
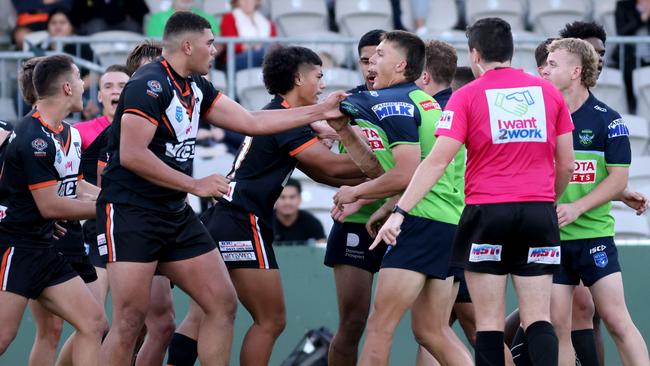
left=98, top=59, right=221, bottom=212
left=0, top=111, right=82, bottom=247
left=218, top=95, right=318, bottom=220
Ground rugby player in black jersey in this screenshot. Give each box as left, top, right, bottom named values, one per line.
left=166, top=45, right=378, bottom=366
left=0, top=54, right=107, bottom=365
left=96, top=12, right=348, bottom=366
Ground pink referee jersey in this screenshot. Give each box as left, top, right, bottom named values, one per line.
left=436, top=67, right=574, bottom=204
left=75, top=115, right=110, bottom=151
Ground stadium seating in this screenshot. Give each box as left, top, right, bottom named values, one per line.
left=22, top=31, right=48, bottom=51
left=425, top=0, right=459, bottom=34
left=0, top=97, right=17, bottom=122
left=336, top=0, right=392, bottom=38
left=511, top=31, right=543, bottom=74
left=89, top=31, right=143, bottom=66
left=622, top=114, right=649, bottom=156
left=235, top=67, right=271, bottom=110
left=202, top=0, right=233, bottom=18
left=633, top=66, right=650, bottom=119
left=592, top=67, right=628, bottom=114
left=614, top=210, right=650, bottom=239
left=528, top=0, right=590, bottom=36
left=270, top=0, right=329, bottom=36
left=593, top=0, right=618, bottom=39
left=321, top=67, right=362, bottom=97
left=291, top=31, right=351, bottom=68
left=629, top=156, right=650, bottom=188
left=210, top=69, right=228, bottom=95
left=465, top=0, right=525, bottom=31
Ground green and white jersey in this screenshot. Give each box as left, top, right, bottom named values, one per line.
left=559, top=93, right=631, bottom=241
left=340, top=82, right=464, bottom=225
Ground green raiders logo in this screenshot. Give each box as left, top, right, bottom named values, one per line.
left=578, top=129, right=594, bottom=146
left=340, top=101, right=360, bottom=117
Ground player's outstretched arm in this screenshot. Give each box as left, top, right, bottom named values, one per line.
left=77, top=179, right=100, bottom=201
left=327, top=116, right=384, bottom=179
left=296, top=141, right=367, bottom=181
left=120, top=113, right=229, bottom=198
left=616, top=189, right=649, bottom=215
left=31, top=184, right=96, bottom=220
left=554, top=132, right=576, bottom=199
left=204, top=91, right=347, bottom=136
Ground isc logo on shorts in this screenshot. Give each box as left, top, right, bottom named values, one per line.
left=527, top=246, right=561, bottom=264
left=469, top=244, right=502, bottom=262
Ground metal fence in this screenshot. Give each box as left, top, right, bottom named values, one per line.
left=2, top=34, right=650, bottom=122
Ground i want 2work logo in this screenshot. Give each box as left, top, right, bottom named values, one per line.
left=486, top=87, right=547, bottom=144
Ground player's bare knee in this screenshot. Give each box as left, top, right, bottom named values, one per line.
left=37, top=320, right=64, bottom=346
left=600, top=310, right=630, bottom=340
left=339, top=315, right=367, bottom=340
left=115, top=306, right=148, bottom=337
left=147, top=311, right=176, bottom=341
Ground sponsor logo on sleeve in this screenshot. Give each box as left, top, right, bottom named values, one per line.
left=527, top=246, right=561, bottom=264
left=147, top=80, right=162, bottom=93
left=607, top=118, right=629, bottom=138
left=419, top=100, right=440, bottom=111
left=571, top=160, right=597, bottom=184
left=469, top=244, right=502, bottom=262
left=340, top=101, right=360, bottom=117
left=360, top=127, right=386, bottom=151
left=438, top=111, right=454, bottom=129
left=218, top=240, right=254, bottom=252
left=486, top=87, right=547, bottom=144
left=31, top=138, right=48, bottom=156
left=371, top=102, right=415, bottom=120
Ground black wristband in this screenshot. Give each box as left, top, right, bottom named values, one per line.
left=391, top=204, right=408, bottom=216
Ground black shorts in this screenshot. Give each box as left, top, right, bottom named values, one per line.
left=553, top=237, right=621, bottom=287
left=83, top=219, right=105, bottom=269
left=0, top=246, right=77, bottom=299
left=96, top=203, right=216, bottom=263
left=448, top=266, right=471, bottom=303
left=324, top=221, right=387, bottom=273
left=65, top=254, right=98, bottom=283
left=201, top=203, right=277, bottom=269
left=381, top=214, right=454, bottom=279
left=452, top=202, right=561, bottom=276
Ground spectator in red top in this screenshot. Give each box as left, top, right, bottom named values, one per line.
left=218, top=0, right=277, bottom=71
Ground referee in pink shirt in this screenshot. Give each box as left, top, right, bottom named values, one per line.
left=373, top=17, right=575, bottom=366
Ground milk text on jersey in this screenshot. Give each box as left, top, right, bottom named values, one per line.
left=485, top=87, right=547, bottom=144
left=371, top=102, right=414, bottom=121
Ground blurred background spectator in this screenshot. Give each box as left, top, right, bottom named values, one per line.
left=218, top=0, right=277, bottom=70
left=272, top=178, right=326, bottom=246
left=146, top=0, right=220, bottom=38
left=616, top=0, right=650, bottom=113
left=68, top=0, right=149, bottom=34
left=11, top=0, right=71, bottom=49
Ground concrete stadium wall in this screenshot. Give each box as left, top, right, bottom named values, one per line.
left=2, top=245, right=649, bottom=365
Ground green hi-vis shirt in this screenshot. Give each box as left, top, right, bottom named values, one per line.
left=340, top=82, right=464, bottom=225
left=559, top=93, right=631, bottom=241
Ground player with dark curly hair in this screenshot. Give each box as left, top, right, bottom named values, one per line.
left=166, top=45, right=379, bottom=366
left=559, top=21, right=607, bottom=74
